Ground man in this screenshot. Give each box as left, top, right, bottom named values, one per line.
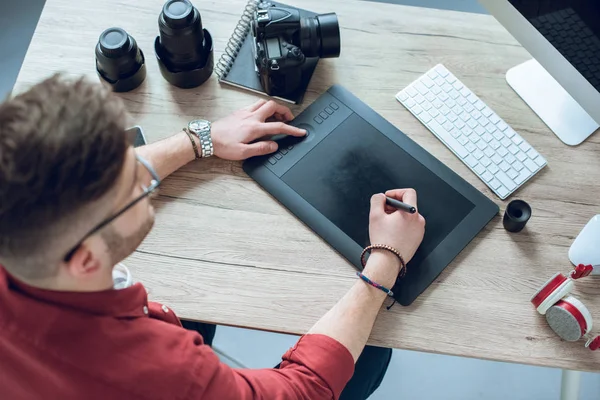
left=0, top=75, right=425, bottom=399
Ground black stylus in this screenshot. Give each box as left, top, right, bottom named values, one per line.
left=386, top=197, right=417, bottom=214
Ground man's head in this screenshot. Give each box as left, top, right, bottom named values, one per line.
left=0, top=74, right=156, bottom=290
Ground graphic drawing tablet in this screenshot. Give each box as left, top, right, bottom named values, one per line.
left=243, top=85, right=499, bottom=305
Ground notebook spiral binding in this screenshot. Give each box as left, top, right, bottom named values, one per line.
left=215, top=0, right=260, bottom=80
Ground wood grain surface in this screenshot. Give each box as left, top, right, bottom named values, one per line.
left=13, top=0, right=600, bottom=371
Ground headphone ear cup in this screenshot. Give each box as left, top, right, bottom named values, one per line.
left=531, top=273, right=574, bottom=314
left=545, top=295, right=592, bottom=342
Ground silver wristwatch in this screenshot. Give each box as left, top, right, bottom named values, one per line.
left=187, top=119, right=213, bottom=158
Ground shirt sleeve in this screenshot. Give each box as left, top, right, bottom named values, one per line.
left=189, top=334, right=355, bottom=400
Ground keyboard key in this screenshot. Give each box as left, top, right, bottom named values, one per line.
left=482, top=107, right=493, bottom=118
left=499, top=161, right=511, bottom=172
left=440, top=106, right=451, bottom=115
left=465, top=142, right=477, bottom=153
left=482, top=133, right=493, bottom=143
left=488, top=125, right=499, bottom=135
left=519, top=141, right=532, bottom=153
left=489, top=178, right=502, bottom=189
left=453, top=81, right=464, bottom=91
left=467, top=119, right=478, bottom=129
left=432, top=86, right=442, bottom=95
left=513, top=161, right=524, bottom=171
left=268, top=157, right=277, bottom=165
left=524, top=159, right=538, bottom=172
left=433, top=99, right=443, bottom=109
left=275, top=153, right=283, bottom=160
left=490, top=140, right=501, bottom=150
left=473, top=149, right=484, bottom=160
left=489, top=164, right=500, bottom=174
left=422, top=77, right=435, bottom=88
left=398, top=92, right=409, bottom=102
left=474, top=100, right=486, bottom=111
left=314, top=116, right=324, bottom=124
left=414, top=94, right=425, bottom=104
left=505, top=128, right=516, bottom=138
left=498, top=147, right=508, bottom=157
left=443, top=121, right=454, bottom=132
left=288, top=145, right=294, bottom=150
left=325, top=107, right=334, bottom=115
left=451, top=129, right=461, bottom=138
left=472, top=110, right=482, bottom=120
left=420, top=113, right=432, bottom=124
left=496, top=186, right=510, bottom=198
left=497, top=121, right=509, bottom=131
left=457, top=97, right=467, bottom=106
left=484, top=148, right=495, bottom=158
left=457, top=135, right=469, bottom=145
left=454, top=120, right=466, bottom=130
left=460, top=87, right=471, bottom=97
left=434, top=75, right=445, bottom=86
left=442, top=83, right=453, bottom=93
left=482, top=171, right=494, bottom=182
left=481, top=156, right=492, bottom=167
left=449, top=90, right=460, bottom=99
left=405, top=98, right=416, bottom=108
left=467, top=93, right=479, bottom=103
left=330, top=102, right=339, bottom=110
left=436, top=115, right=446, bottom=125
left=474, top=164, right=486, bottom=175
left=507, top=168, right=519, bottom=180
left=451, top=105, right=462, bottom=115
left=512, top=135, right=524, bottom=145
left=281, top=149, right=288, bottom=155
left=412, top=105, right=424, bottom=115
left=490, top=114, right=501, bottom=124
left=428, top=120, right=468, bottom=158
left=427, top=70, right=438, bottom=79
left=508, top=144, right=519, bottom=155
left=460, top=112, right=471, bottom=122
left=465, top=155, right=478, bottom=167
left=464, top=103, right=475, bottom=113
left=500, top=137, right=512, bottom=147
left=505, top=153, right=516, bottom=164
left=516, top=152, right=527, bottom=162
left=422, top=102, right=432, bottom=111
left=527, top=148, right=540, bottom=159
left=515, top=170, right=530, bottom=185
left=319, top=112, right=329, bottom=120
left=425, top=93, right=436, bottom=102
left=492, top=154, right=503, bottom=164
left=476, top=141, right=487, bottom=150
left=406, top=87, right=418, bottom=97
left=463, top=127, right=474, bottom=136
left=415, top=82, right=429, bottom=95
left=439, top=92, right=450, bottom=102
left=435, top=65, right=449, bottom=77
left=446, top=74, right=457, bottom=84
left=534, top=156, right=546, bottom=167
left=429, top=108, right=439, bottom=118
left=496, top=170, right=517, bottom=191
left=479, top=117, right=490, bottom=128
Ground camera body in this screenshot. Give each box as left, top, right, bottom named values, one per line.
left=252, top=2, right=340, bottom=97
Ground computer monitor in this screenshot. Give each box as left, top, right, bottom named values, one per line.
left=478, top=0, right=600, bottom=145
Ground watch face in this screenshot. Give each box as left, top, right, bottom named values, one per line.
left=189, top=119, right=210, bottom=133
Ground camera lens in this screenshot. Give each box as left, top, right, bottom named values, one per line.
left=155, top=0, right=214, bottom=88
left=300, top=13, right=341, bottom=58
left=95, top=27, right=146, bottom=92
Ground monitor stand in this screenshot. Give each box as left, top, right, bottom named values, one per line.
left=506, top=59, right=599, bottom=146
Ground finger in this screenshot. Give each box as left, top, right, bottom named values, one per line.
left=242, top=141, right=278, bottom=158
left=385, top=188, right=418, bottom=209
left=369, top=193, right=386, bottom=219
left=259, top=122, right=307, bottom=137
left=256, top=100, right=294, bottom=121
left=245, top=99, right=268, bottom=112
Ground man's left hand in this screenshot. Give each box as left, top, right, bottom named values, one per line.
left=211, top=100, right=307, bottom=161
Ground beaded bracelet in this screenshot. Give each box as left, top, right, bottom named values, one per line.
left=360, top=244, right=406, bottom=278
left=356, top=272, right=394, bottom=297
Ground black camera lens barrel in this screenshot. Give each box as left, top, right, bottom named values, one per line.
left=299, top=12, right=340, bottom=58
left=95, top=27, right=147, bottom=92
left=155, top=0, right=214, bottom=88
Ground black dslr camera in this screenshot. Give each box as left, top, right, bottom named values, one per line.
left=252, top=3, right=341, bottom=97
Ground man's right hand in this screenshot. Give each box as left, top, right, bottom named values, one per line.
left=368, top=189, right=425, bottom=266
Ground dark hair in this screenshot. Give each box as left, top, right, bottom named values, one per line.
left=0, top=74, right=129, bottom=278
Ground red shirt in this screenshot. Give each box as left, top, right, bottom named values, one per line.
left=0, top=267, right=354, bottom=399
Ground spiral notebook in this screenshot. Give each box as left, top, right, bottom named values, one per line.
left=215, top=0, right=319, bottom=104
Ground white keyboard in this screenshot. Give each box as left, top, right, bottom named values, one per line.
left=396, top=64, right=547, bottom=200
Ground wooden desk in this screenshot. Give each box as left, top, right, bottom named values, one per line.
left=14, top=0, right=600, bottom=372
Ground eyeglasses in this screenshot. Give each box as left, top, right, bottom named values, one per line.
left=64, top=154, right=161, bottom=261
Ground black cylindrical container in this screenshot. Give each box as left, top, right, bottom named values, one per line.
left=503, top=200, right=532, bottom=232
left=154, top=0, right=214, bottom=88
left=95, top=28, right=146, bottom=92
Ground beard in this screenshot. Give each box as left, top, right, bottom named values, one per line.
left=100, top=214, right=155, bottom=266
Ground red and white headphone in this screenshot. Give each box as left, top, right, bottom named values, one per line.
left=531, top=264, right=600, bottom=350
